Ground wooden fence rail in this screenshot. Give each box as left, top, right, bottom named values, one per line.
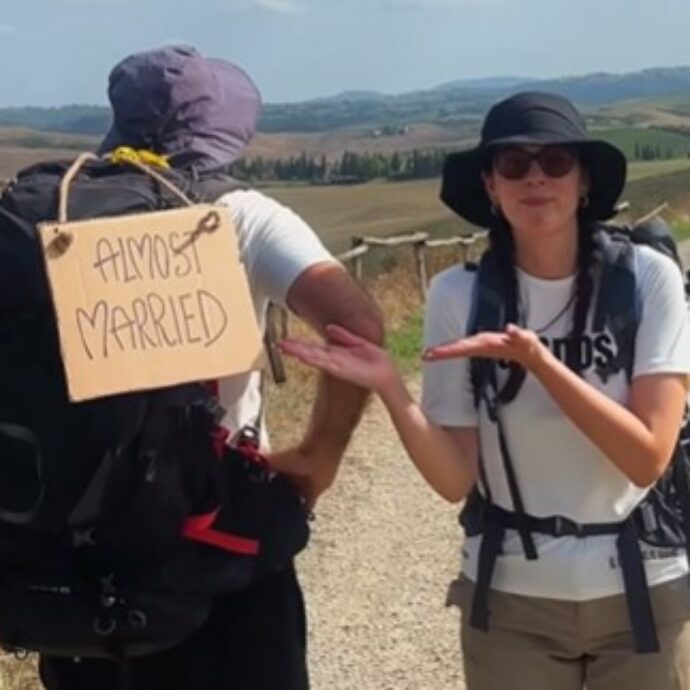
left=339, top=230, right=486, bottom=299
left=264, top=229, right=486, bottom=383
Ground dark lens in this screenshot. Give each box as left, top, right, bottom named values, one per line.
left=537, top=146, right=576, bottom=178
left=493, top=148, right=532, bottom=180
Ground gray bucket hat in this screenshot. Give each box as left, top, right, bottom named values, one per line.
left=99, top=45, right=261, bottom=171
left=440, top=91, right=627, bottom=228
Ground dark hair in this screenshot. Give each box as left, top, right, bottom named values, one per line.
left=487, top=207, right=596, bottom=378
left=568, top=211, right=596, bottom=372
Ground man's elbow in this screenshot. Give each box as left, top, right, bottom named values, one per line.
left=288, top=262, right=385, bottom=345
left=348, top=302, right=385, bottom=346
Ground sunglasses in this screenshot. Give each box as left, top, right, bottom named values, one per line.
left=491, top=145, right=578, bottom=180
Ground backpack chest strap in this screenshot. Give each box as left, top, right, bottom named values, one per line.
left=476, top=496, right=624, bottom=538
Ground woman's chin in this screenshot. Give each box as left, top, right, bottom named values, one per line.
left=511, top=213, right=567, bottom=239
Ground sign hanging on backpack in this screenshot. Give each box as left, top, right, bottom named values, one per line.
left=39, top=203, right=264, bottom=401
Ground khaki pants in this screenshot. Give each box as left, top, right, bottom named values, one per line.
left=449, top=575, right=690, bottom=690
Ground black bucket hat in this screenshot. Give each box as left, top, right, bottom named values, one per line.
left=440, top=91, right=627, bottom=228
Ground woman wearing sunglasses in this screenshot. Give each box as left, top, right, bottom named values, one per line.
left=282, top=92, right=690, bottom=689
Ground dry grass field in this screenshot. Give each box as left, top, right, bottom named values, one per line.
left=0, top=146, right=89, bottom=180
left=266, top=178, right=467, bottom=252
left=0, top=121, right=474, bottom=179
left=2, top=126, right=690, bottom=255
left=245, top=121, right=477, bottom=160
left=265, top=158, right=690, bottom=253
left=601, top=100, right=690, bottom=128
left=3, top=148, right=689, bottom=256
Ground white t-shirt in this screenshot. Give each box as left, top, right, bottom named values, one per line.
left=422, top=245, right=690, bottom=601
left=213, top=189, right=334, bottom=441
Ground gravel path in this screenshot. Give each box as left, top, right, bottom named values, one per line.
left=298, top=382, right=467, bottom=690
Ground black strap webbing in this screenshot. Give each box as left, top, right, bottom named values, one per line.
left=673, top=443, right=690, bottom=584
left=470, top=519, right=504, bottom=631
left=495, top=413, right=537, bottom=560
left=617, top=520, right=660, bottom=653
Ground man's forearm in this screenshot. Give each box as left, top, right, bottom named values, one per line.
left=285, top=261, right=384, bottom=482
left=299, top=374, right=370, bottom=456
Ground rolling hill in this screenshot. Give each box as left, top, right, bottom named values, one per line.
left=3, top=66, right=690, bottom=136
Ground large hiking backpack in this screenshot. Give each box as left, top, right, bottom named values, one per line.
left=460, top=217, right=690, bottom=654
left=0, top=156, right=309, bottom=659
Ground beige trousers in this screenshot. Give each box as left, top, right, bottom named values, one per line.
left=448, top=575, right=690, bottom=690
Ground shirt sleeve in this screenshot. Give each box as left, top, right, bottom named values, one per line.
left=217, top=189, right=336, bottom=308
left=633, top=246, right=690, bottom=379
left=421, top=266, right=479, bottom=427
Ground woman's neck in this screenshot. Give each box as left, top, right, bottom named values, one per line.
left=513, top=222, right=579, bottom=279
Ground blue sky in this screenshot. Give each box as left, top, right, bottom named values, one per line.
left=1, top=0, right=690, bottom=107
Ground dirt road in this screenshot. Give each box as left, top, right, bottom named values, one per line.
left=298, top=383, right=467, bottom=690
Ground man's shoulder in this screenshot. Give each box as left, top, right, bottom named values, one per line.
left=215, top=187, right=317, bottom=242
left=216, top=186, right=277, bottom=210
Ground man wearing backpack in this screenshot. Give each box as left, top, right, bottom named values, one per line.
left=36, top=45, right=383, bottom=690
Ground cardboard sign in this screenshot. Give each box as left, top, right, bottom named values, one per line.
left=39, top=204, right=264, bottom=401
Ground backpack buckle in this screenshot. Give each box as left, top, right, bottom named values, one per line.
left=553, top=515, right=585, bottom=538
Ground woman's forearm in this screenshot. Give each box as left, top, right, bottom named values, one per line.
left=532, top=349, right=682, bottom=487
left=378, top=375, right=477, bottom=503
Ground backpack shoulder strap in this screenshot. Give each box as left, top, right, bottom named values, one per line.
left=467, top=250, right=505, bottom=408
left=465, top=250, right=537, bottom=559
left=630, top=216, right=683, bottom=272
left=191, top=173, right=247, bottom=204
left=591, top=225, right=639, bottom=383
left=467, top=249, right=526, bottom=407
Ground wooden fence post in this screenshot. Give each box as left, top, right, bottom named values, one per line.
left=351, top=237, right=364, bottom=280
left=338, top=239, right=369, bottom=279
left=413, top=238, right=428, bottom=300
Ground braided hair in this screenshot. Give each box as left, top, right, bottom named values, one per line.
left=566, top=211, right=597, bottom=373
left=486, top=207, right=598, bottom=379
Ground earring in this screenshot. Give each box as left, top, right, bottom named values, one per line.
left=490, top=201, right=501, bottom=217
left=579, top=192, right=590, bottom=209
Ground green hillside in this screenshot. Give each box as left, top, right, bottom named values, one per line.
left=594, top=127, right=690, bottom=160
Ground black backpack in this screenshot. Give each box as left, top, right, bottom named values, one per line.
left=0, top=157, right=309, bottom=660
left=460, top=218, right=690, bottom=655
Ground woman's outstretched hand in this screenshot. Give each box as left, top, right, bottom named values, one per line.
left=280, top=324, right=398, bottom=394
left=424, top=323, right=547, bottom=372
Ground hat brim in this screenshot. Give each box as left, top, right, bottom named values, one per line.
left=98, top=123, right=122, bottom=155
left=440, top=136, right=627, bottom=228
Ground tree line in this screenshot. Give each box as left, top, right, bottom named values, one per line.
left=632, top=141, right=690, bottom=161
left=232, top=139, right=690, bottom=184
left=231, top=148, right=448, bottom=183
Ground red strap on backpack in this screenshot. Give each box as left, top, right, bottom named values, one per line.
left=180, top=379, right=261, bottom=556
left=182, top=510, right=260, bottom=556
